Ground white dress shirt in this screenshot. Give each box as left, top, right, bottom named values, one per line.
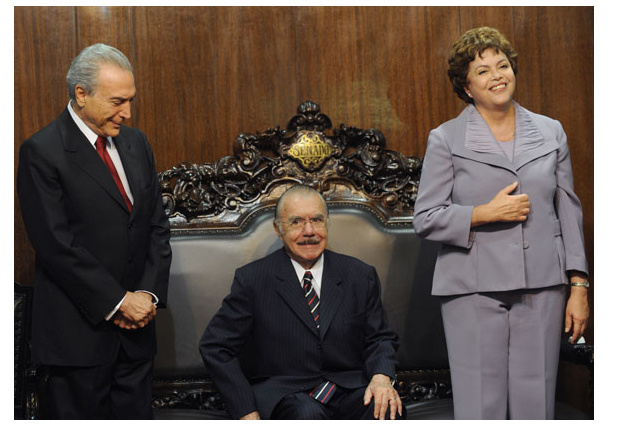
left=290, top=253, right=324, bottom=298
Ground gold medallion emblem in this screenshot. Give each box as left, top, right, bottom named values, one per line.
left=288, top=131, right=334, bottom=171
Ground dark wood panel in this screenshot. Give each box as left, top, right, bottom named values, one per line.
left=75, top=6, right=135, bottom=126
left=297, top=6, right=461, bottom=158
left=131, top=6, right=299, bottom=171
left=458, top=6, right=515, bottom=41
left=14, top=6, right=77, bottom=286
left=75, top=6, right=133, bottom=51
left=14, top=7, right=76, bottom=144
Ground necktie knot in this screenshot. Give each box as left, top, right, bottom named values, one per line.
left=95, top=136, right=107, bottom=151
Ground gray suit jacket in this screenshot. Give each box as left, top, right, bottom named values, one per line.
left=413, top=103, right=588, bottom=296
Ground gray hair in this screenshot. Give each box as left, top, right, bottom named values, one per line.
left=274, top=185, right=329, bottom=232
left=66, top=43, right=133, bottom=101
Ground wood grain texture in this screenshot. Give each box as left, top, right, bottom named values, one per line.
left=131, top=6, right=299, bottom=169
left=297, top=6, right=462, bottom=158
left=14, top=6, right=77, bottom=287
left=14, top=7, right=594, bottom=349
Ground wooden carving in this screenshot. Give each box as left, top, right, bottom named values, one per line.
left=159, top=101, right=422, bottom=232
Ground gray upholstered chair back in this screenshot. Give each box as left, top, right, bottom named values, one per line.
left=155, top=207, right=445, bottom=377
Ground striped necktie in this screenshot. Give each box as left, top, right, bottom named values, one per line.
left=303, top=270, right=320, bottom=327
left=303, top=271, right=337, bottom=404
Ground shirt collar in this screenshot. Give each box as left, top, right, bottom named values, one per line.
left=67, top=101, right=109, bottom=147
left=290, top=253, right=324, bottom=285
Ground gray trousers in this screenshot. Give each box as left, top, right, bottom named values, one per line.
left=440, top=285, right=566, bottom=419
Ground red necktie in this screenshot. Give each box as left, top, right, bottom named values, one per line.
left=95, top=136, right=132, bottom=212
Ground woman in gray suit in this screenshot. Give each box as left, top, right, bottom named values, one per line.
left=413, top=27, right=590, bottom=420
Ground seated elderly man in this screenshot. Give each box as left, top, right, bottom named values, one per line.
left=199, top=185, right=403, bottom=420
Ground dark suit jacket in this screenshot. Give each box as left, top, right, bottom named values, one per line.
left=17, top=107, right=172, bottom=367
left=199, top=248, right=399, bottom=419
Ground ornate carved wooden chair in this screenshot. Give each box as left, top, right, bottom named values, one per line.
left=152, top=101, right=452, bottom=419
left=13, top=101, right=593, bottom=419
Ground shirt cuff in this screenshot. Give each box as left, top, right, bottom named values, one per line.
left=105, top=294, right=126, bottom=321
left=105, top=291, right=158, bottom=321
left=135, top=290, right=159, bottom=305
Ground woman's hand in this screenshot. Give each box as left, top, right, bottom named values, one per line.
left=565, top=285, right=590, bottom=344
left=471, top=182, right=530, bottom=227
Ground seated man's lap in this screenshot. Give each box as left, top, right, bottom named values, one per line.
left=272, top=391, right=331, bottom=419
left=272, top=386, right=400, bottom=420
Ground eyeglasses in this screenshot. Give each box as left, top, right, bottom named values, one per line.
left=278, top=216, right=328, bottom=231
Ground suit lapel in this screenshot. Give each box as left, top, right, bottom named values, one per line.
left=274, top=250, right=320, bottom=337
left=58, top=109, right=130, bottom=213
left=452, top=103, right=558, bottom=173
left=114, top=132, right=141, bottom=216
left=452, top=104, right=516, bottom=173
left=512, top=104, right=558, bottom=170
left=317, top=251, right=344, bottom=341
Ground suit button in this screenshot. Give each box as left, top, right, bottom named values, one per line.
left=128, top=222, right=133, bottom=230
left=523, top=241, right=530, bottom=249
left=317, top=344, right=322, bottom=350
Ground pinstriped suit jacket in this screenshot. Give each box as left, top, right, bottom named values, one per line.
left=199, top=248, right=399, bottom=419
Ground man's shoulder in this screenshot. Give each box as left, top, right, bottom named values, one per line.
left=323, top=249, right=374, bottom=273
left=236, top=248, right=286, bottom=274
left=24, top=111, right=65, bottom=144
left=20, top=113, right=68, bottom=159
left=324, top=248, right=368, bottom=264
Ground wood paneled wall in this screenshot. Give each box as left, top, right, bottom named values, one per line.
left=14, top=5, right=593, bottom=349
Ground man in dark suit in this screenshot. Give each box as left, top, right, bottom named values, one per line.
left=17, top=43, right=171, bottom=419
left=199, top=185, right=403, bottom=420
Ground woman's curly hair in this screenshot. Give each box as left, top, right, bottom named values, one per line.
left=447, top=27, right=518, bottom=104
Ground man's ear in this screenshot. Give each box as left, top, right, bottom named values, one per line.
left=74, top=85, right=88, bottom=107
left=273, top=221, right=283, bottom=240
